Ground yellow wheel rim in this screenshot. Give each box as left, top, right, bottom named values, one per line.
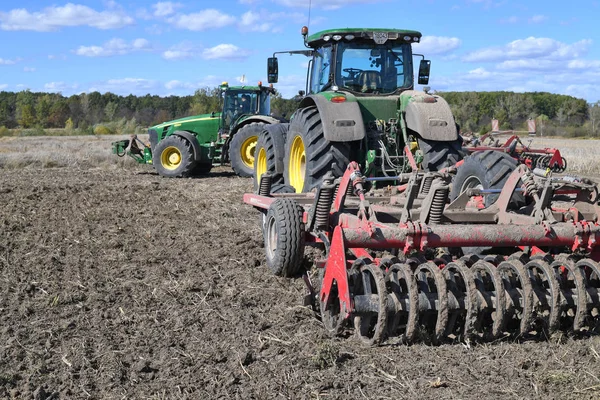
left=240, top=135, right=258, bottom=169
left=256, top=147, right=267, bottom=187
left=288, top=135, right=306, bottom=193
left=161, top=146, right=182, bottom=170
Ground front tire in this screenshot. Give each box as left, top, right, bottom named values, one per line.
left=153, top=135, right=196, bottom=178
left=229, top=123, right=265, bottom=177
left=284, top=106, right=351, bottom=193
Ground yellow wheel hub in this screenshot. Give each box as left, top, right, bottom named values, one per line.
left=288, top=135, right=306, bottom=193
left=256, top=147, right=267, bottom=187
left=240, top=136, right=258, bottom=169
left=161, top=146, right=182, bottom=170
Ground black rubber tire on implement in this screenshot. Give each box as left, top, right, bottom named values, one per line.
left=229, top=122, right=266, bottom=178
left=254, top=123, right=289, bottom=191
left=451, top=150, right=523, bottom=207
left=418, top=137, right=464, bottom=171
left=285, top=106, right=351, bottom=193
left=153, top=135, right=196, bottom=178
left=263, top=198, right=305, bottom=277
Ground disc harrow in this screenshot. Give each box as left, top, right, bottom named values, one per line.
left=245, top=160, right=600, bottom=345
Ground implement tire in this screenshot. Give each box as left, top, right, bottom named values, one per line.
left=254, top=123, right=289, bottom=191
left=230, top=122, right=265, bottom=177
left=285, top=106, right=351, bottom=193
left=451, top=150, right=523, bottom=207
left=264, top=198, right=305, bottom=277
left=153, top=135, right=196, bottom=178
left=418, top=137, right=464, bottom=171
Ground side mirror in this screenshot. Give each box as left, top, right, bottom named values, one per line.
left=267, top=57, right=279, bottom=83
left=418, top=59, right=431, bottom=85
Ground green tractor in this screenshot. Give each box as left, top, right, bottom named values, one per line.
left=113, top=82, right=282, bottom=178
left=254, top=27, right=463, bottom=193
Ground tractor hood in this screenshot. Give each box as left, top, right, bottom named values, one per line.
left=150, top=112, right=222, bottom=130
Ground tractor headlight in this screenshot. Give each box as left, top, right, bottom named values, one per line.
left=323, top=35, right=331, bottom=41
left=333, top=35, right=342, bottom=41
left=345, top=34, right=355, bottom=40
left=404, top=35, right=412, bottom=41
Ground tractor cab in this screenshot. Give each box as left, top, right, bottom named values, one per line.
left=268, top=28, right=431, bottom=95
left=220, top=84, right=273, bottom=133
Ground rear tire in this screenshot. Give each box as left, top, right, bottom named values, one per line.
left=418, top=137, right=464, bottom=171
left=451, top=150, right=523, bottom=207
left=153, top=135, right=196, bottom=178
left=254, top=123, right=289, bottom=191
left=230, top=123, right=265, bottom=177
left=264, top=198, right=305, bottom=277
left=285, top=106, right=351, bottom=193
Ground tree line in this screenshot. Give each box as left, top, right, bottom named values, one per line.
left=437, top=91, right=600, bottom=137
left=0, top=88, right=598, bottom=137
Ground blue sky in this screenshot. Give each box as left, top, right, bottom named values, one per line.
left=0, top=0, right=599, bottom=102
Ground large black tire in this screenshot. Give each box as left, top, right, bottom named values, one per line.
left=254, top=123, right=289, bottom=191
left=229, top=122, right=265, bottom=177
left=451, top=150, right=523, bottom=207
left=284, top=106, right=351, bottom=193
left=263, top=198, right=305, bottom=277
left=418, top=137, right=464, bottom=171
left=153, top=135, right=196, bottom=178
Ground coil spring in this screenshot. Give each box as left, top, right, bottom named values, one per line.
left=521, top=172, right=539, bottom=197
left=258, top=174, right=272, bottom=196
left=315, top=185, right=335, bottom=229
left=421, top=175, right=434, bottom=195
left=429, top=186, right=449, bottom=224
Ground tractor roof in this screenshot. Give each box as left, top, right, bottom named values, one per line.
left=306, top=28, right=422, bottom=47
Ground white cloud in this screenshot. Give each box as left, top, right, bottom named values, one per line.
left=0, top=58, right=18, bottom=65
left=0, top=3, right=134, bottom=31
left=202, top=44, right=250, bottom=60
left=152, top=2, right=182, bottom=17
left=463, top=37, right=592, bottom=63
left=44, top=82, right=79, bottom=93
left=161, top=42, right=199, bottom=60
left=168, top=9, right=236, bottom=31
left=237, top=10, right=304, bottom=33
left=0, top=84, right=8, bottom=90
left=88, top=78, right=160, bottom=95
left=75, top=38, right=152, bottom=57
left=499, top=16, right=518, bottom=24
left=23, top=67, right=35, bottom=72
left=239, top=11, right=271, bottom=32
left=413, top=36, right=461, bottom=56
left=528, top=14, right=548, bottom=24
left=568, top=60, right=600, bottom=70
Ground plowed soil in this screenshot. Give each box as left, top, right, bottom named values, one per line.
left=1, top=165, right=599, bottom=399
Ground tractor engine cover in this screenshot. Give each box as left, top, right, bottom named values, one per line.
left=404, top=92, right=458, bottom=141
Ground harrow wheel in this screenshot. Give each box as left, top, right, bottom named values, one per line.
left=552, top=257, right=586, bottom=331
left=498, top=260, right=534, bottom=337
left=443, top=261, right=477, bottom=340
left=471, top=260, right=506, bottom=340
left=263, top=198, right=305, bottom=277
left=352, top=259, right=389, bottom=345
left=415, top=262, right=448, bottom=343
left=386, top=263, right=419, bottom=343
left=526, top=259, right=560, bottom=334
left=576, top=259, right=600, bottom=331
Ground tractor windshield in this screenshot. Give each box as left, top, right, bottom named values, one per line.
left=222, top=90, right=259, bottom=129
left=335, top=41, right=413, bottom=94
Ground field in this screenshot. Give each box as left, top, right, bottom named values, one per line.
left=1, top=135, right=600, bottom=399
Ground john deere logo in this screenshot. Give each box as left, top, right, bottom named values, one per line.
left=373, top=32, right=388, bottom=44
